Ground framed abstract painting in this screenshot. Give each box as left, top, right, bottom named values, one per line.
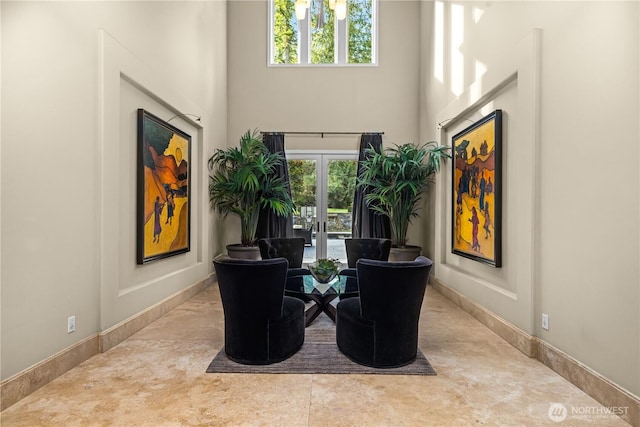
left=451, top=110, right=502, bottom=267
left=137, top=109, right=191, bottom=264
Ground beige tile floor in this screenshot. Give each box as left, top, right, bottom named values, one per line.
left=0, top=285, right=629, bottom=426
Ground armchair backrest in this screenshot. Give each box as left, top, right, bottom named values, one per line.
left=213, top=258, right=289, bottom=324
left=356, top=256, right=432, bottom=323
left=345, top=238, right=392, bottom=268
left=258, top=238, right=305, bottom=268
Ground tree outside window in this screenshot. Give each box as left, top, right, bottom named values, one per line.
left=270, top=0, right=376, bottom=66
left=273, top=0, right=299, bottom=64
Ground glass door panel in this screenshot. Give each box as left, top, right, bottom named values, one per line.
left=324, top=157, right=358, bottom=263
left=287, top=152, right=357, bottom=265
left=287, top=158, right=318, bottom=263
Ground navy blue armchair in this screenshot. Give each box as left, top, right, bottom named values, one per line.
left=336, top=256, right=432, bottom=368
left=258, top=237, right=310, bottom=299
left=340, top=238, right=392, bottom=296
left=213, top=257, right=305, bottom=365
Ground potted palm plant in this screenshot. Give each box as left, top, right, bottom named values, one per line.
left=358, top=142, right=451, bottom=261
left=208, top=129, right=294, bottom=259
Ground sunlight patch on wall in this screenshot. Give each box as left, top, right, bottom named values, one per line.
left=472, top=6, right=484, bottom=24
left=480, top=101, right=495, bottom=117
left=434, top=1, right=444, bottom=83
left=450, top=3, right=464, bottom=96
left=470, top=59, right=487, bottom=101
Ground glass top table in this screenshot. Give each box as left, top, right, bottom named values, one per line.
left=288, top=274, right=348, bottom=327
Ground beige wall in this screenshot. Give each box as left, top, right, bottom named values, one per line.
left=228, top=0, right=422, bottom=142
left=1, top=1, right=227, bottom=380
left=226, top=0, right=426, bottom=247
left=421, top=1, right=639, bottom=397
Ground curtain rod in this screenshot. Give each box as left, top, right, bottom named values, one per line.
left=261, top=131, right=384, bottom=138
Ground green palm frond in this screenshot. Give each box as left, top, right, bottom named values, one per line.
left=208, top=129, right=294, bottom=246
left=358, top=142, right=451, bottom=247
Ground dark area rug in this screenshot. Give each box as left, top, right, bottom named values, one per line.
left=206, top=315, right=436, bottom=375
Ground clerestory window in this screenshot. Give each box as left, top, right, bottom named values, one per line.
left=269, top=0, right=377, bottom=66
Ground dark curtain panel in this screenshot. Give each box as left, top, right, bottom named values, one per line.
left=256, top=133, right=294, bottom=239
left=352, top=133, right=391, bottom=239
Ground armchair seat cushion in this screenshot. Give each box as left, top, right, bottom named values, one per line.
left=336, top=298, right=375, bottom=364
left=225, top=298, right=304, bottom=365
left=337, top=297, right=417, bottom=368
left=261, top=296, right=306, bottom=364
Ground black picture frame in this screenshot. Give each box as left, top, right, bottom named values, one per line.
left=137, top=109, right=191, bottom=264
left=451, top=110, right=502, bottom=267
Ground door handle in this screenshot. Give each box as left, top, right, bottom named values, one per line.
left=323, top=222, right=326, bottom=233
left=317, top=221, right=320, bottom=232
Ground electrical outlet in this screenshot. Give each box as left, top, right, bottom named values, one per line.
left=67, top=316, right=76, bottom=334
left=542, top=313, right=549, bottom=331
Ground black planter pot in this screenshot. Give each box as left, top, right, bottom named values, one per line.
left=226, top=244, right=261, bottom=260
left=389, top=245, right=422, bottom=261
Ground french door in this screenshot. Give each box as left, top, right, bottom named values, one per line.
left=286, top=151, right=358, bottom=264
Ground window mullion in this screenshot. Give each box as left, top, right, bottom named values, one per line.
left=335, top=15, right=347, bottom=64
left=299, top=14, right=310, bottom=64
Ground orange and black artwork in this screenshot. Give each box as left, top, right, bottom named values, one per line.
left=137, top=109, right=191, bottom=264
left=451, top=110, right=502, bottom=267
